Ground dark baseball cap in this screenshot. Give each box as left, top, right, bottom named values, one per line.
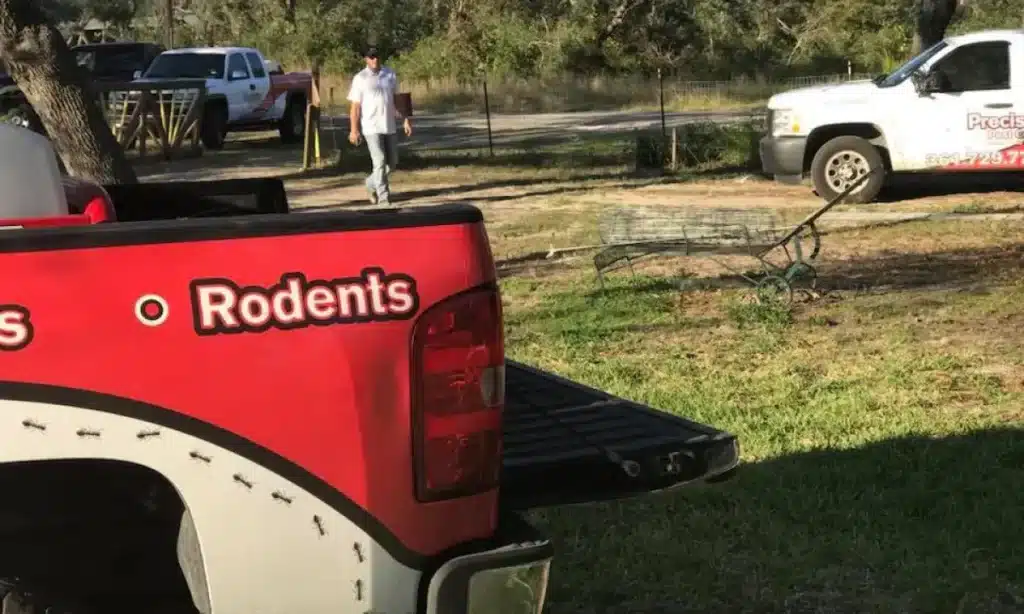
left=364, top=46, right=379, bottom=58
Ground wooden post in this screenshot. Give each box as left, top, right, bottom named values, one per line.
left=658, top=68, right=666, bottom=138
left=303, top=62, right=323, bottom=170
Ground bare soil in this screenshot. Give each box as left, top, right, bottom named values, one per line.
left=137, top=133, right=1024, bottom=215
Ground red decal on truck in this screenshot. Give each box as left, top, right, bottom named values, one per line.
left=189, top=268, right=419, bottom=336
left=0, top=305, right=33, bottom=351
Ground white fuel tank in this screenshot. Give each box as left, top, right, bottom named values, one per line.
left=0, top=124, right=68, bottom=219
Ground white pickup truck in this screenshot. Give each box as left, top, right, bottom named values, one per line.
left=138, top=46, right=313, bottom=150
left=760, top=28, right=1024, bottom=203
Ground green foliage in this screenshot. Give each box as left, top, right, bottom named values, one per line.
left=41, top=0, right=1024, bottom=82
left=636, top=120, right=762, bottom=171
left=725, top=296, right=795, bottom=329
left=673, top=120, right=761, bottom=168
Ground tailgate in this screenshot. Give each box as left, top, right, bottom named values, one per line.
left=501, top=361, right=739, bottom=510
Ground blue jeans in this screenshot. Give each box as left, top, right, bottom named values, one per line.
left=365, top=132, right=399, bottom=203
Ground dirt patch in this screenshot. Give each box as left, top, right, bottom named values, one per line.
left=134, top=132, right=1024, bottom=244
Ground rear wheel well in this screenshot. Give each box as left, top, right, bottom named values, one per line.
left=0, top=459, right=202, bottom=612
left=804, top=124, right=890, bottom=172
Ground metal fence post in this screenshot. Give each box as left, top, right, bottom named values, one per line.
left=658, top=68, right=666, bottom=138
left=483, top=75, right=494, bottom=157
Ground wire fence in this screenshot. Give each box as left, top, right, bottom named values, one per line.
left=318, top=71, right=875, bottom=116
left=310, top=71, right=874, bottom=171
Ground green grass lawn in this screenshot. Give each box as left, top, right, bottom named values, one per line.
left=497, top=221, right=1024, bottom=613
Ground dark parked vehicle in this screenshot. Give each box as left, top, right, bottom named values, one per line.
left=0, top=41, right=164, bottom=133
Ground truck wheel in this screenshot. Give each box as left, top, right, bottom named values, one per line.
left=810, top=135, right=886, bottom=204
left=4, top=104, right=44, bottom=135
left=200, top=103, right=228, bottom=150
left=279, top=97, right=306, bottom=144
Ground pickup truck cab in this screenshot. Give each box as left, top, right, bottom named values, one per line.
left=0, top=124, right=739, bottom=613
left=760, top=28, right=1024, bottom=203
left=140, top=46, right=313, bottom=150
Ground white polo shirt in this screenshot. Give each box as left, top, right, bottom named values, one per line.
left=347, top=66, right=399, bottom=136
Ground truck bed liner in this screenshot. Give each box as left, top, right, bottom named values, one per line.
left=501, top=361, right=740, bottom=510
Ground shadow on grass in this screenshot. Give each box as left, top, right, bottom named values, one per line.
left=299, top=170, right=638, bottom=212
left=877, top=172, right=1024, bottom=203
left=573, top=241, right=1024, bottom=299
left=133, top=136, right=308, bottom=182
left=318, top=122, right=760, bottom=174
left=135, top=118, right=761, bottom=185
left=815, top=242, right=1024, bottom=293
left=532, top=428, right=1024, bottom=614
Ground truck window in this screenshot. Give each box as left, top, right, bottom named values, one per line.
left=145, top=53, right=226, bottom=79
left=227, top=53, right=250, bottom=80
left=245, top=52, right=266, bottom=78
left=931, top=41, right=1010, bottom=92
left=73, top=46, right=146, bottom=80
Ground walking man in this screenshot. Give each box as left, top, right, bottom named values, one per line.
left=347, top=46, right=413, bottom=206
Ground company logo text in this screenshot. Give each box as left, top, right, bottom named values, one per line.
left=967, top=112, right=1024, bottom=139
left=0, top=304, right=33, bottom=351
left=190, top=268, right=419, bottom=336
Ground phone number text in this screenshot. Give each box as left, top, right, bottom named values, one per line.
left=926, top=151, right=1024, bottom=167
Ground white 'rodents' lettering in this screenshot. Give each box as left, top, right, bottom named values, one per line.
left=190, top=268, right=419, bottom=336
left=0, top=305, right=33, bottom=351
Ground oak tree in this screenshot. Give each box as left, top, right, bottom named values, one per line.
left=0, top=0, right=137, bottom=183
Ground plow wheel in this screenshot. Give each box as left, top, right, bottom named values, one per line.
left=787, top=262, right=817, bottom=285
left=754, top=275, right=793, bottom=305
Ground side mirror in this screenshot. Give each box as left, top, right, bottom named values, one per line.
left=229, top=69, right=248, bottom=80
left=924, top=71, right=946, bottom=94
left=132, top=70, right=142, bottom=80
left=912, top=69, right=944, bottom=95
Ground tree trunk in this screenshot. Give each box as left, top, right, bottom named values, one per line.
left=0, top=0, right=137, bottom=184
left=912, top=0, right=965, bottom=55
left=283, top=0, right=297, bottom=23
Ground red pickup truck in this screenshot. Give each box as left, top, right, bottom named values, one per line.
left=0, top=127, right=739, bottom=613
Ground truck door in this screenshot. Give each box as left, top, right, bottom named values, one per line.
left=225, top=52, right=254, bottom=122
left=905, top=40, right=1018, bottom=171
left=244, top=52, right=273, bottom=120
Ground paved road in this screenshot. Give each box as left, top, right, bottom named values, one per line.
left=321, top=109, right=761, bottom=150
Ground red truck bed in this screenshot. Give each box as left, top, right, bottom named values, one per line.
left=0, top=176, right=738, bottom=614
left=99, top=178, right=740, bottom=511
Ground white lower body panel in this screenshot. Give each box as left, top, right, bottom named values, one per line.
left=0, top=398, right=421, bottom=614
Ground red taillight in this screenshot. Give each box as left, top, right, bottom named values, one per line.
left=81, top=195, right=115, bottom=223
left=411, top=286, right=504, bottom=502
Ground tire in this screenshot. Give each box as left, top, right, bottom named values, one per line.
left=278, top=96, right=306, bottom=144
left=4, top=103, right=44, bottom=135
left=810, top=135, right=886, bottom=204
left=200, top=102, right=228, bottom=150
